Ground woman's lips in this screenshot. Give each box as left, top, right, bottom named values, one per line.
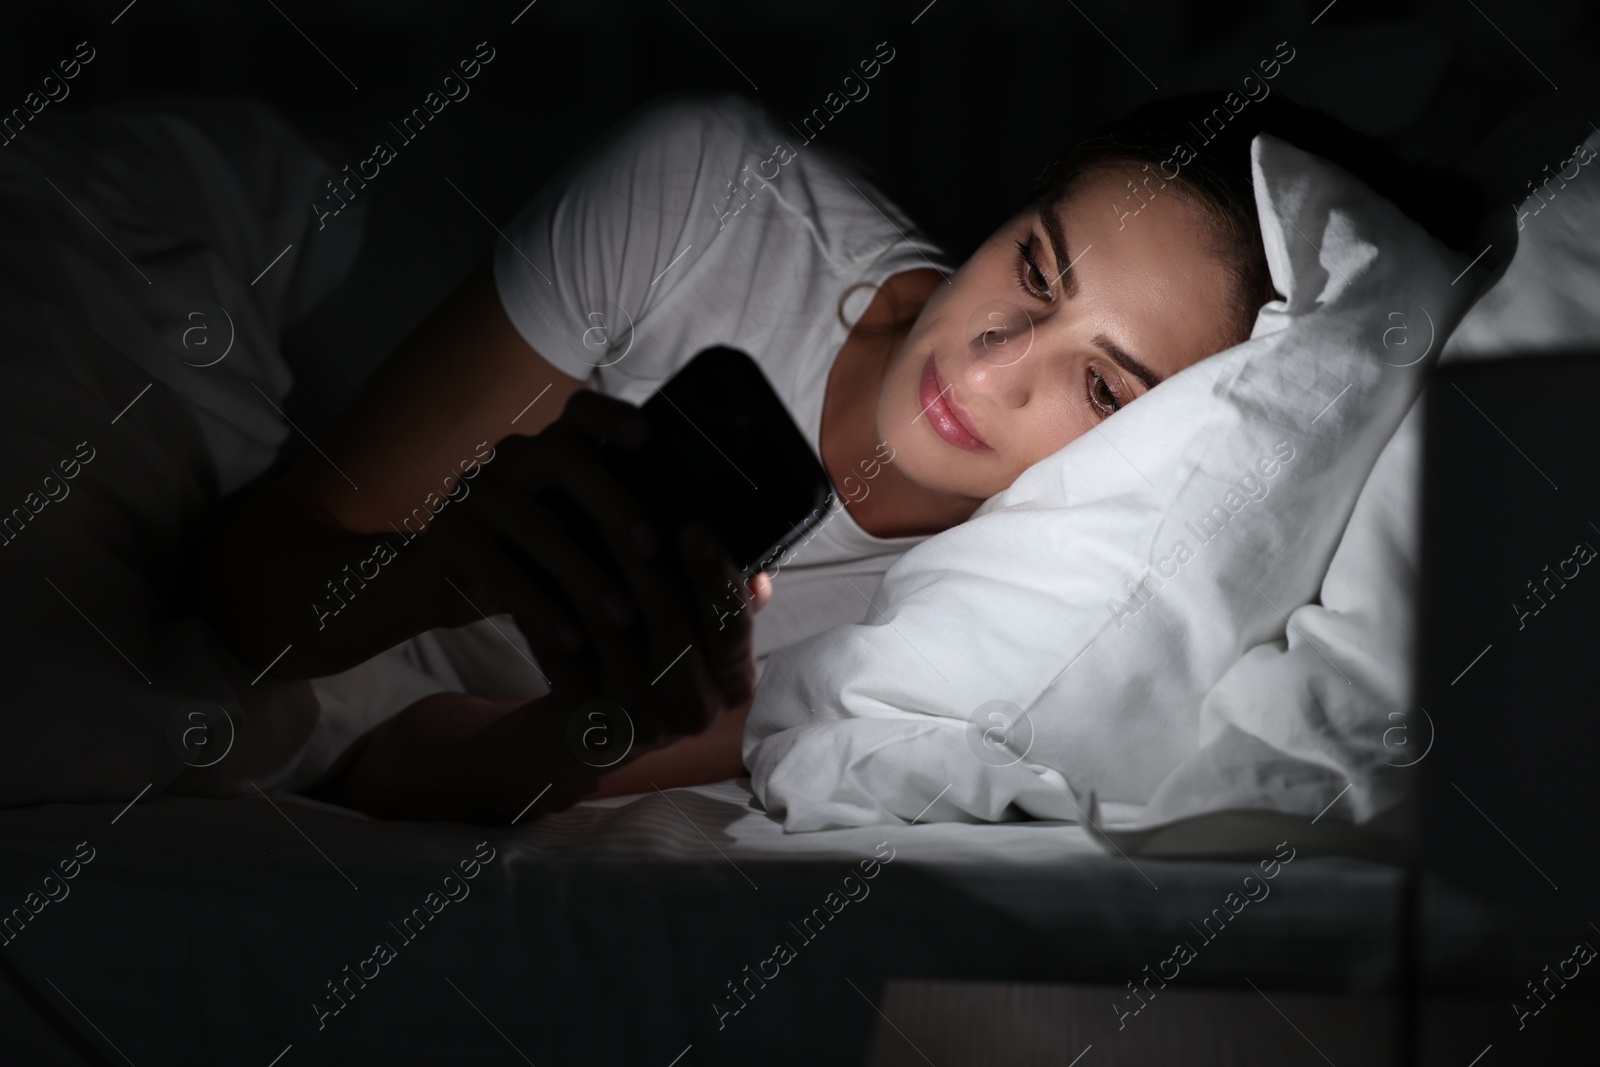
left=918, top=356, right=990, bottom=451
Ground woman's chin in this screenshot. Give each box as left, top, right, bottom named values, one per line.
left=896, top=450, right=961, bottom=498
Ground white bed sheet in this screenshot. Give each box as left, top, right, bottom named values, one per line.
left=442, top=778, right=1143, bottom=863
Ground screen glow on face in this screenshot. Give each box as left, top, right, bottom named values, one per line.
left=877, top=166, right=1244, bottom=501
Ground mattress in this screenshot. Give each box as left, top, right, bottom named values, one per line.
left=0, top=780, right=1415, bottom=1066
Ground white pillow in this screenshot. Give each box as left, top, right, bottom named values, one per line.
left=1118, top=125, right=1600, bottom=848
left=1446, top=128, right=1600, bottom=358
left=1129, top=396, right=1427, bottom=839
left=745, top=134, right=1474, bottom=832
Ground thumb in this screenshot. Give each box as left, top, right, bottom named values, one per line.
left=747, top=571, right=774, bottom=614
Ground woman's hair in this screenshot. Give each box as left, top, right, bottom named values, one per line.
left=835, top=91, right=1281, bottom=345
left=1029, top=92, right=1490, bottom=338
left=1030, top=93, right=1278, bottom=345
left=838, top=91, right=1486, bottom=343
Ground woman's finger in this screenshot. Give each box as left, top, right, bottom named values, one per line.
left=535, top=398, right=756, bottom=715
left=748, top=571, right=773, bottom=614
left=489, top=432, right=726, bottom=735
left=460, top=476, right=662, bottom=709
left=548, top=389, right=654, bottom=451
left=677, top=524, right=758, bottom=711
left=421, top=501, right=592, bottom=697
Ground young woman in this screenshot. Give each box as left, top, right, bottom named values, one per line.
left=194, top=92, right=1277, bottom=822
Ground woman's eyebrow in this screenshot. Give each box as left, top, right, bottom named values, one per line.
left=1039, top=205, right=1081, bottom=299
left=1093, top=334, right=1161, bottom=389
left=1039, top=205, right=1158, bottom=390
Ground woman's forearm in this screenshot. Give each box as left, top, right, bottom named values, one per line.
left=317, top=689, right=750, bottom=822
left=581, top=701, right=749, bottom=799
left=188, top=259, right=584, bottom=682
left=324, top=689, right=604, bottom=823
left=190, top=482, right=468, bottom=679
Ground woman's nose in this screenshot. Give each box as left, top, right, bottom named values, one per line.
left=967, top=300, right=1034, bottom=367
left=964, top=300, right=1037, bottom=407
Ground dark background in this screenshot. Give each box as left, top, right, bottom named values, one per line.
left=8, top=0, right=1598, bottom=432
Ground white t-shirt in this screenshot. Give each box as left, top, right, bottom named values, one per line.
left=292, top=94, right=953, bottom=785
left=494, top=92, right=953, bottom=661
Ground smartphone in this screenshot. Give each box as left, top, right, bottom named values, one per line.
left=637, top=346, right=834, bottom=578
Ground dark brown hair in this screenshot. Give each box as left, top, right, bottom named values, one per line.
left=836, top=91, right=1282, bottom=347
left=1030, top=93, right=1279, bottom=346
left=837, top=92, right=1486, bottom=348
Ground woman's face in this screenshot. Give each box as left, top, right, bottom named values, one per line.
left=877, top=165, right=1251, bottom=500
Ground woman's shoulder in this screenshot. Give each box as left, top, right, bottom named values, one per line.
left=493, top=93, right=944, bottom=400
left=602, top=93, right=929, bottom=268
left=610, top=91, right=771, bottom=145
left=588, top=92, right=784, bottom=201
left=604, top=92, right=790, bottom=168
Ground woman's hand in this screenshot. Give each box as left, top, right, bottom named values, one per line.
left=327, top=686, right=605, bottom=822
left=321, top=571, right=774, bottom=822
left=583, top=569, right=770, bottom=799
left=190, top=260, right=592, bottom=682
left=422, top=391, right=759, bottom=749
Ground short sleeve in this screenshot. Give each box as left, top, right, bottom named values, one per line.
left=492, top=93, right=784, bottom=386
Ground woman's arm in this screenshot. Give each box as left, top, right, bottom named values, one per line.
left=318, top=572, right=772, bottom=820
left=322, top=689, right=750, bottom=821
left=322, top=688, right=601, bottom=822
left=576, top=571, right=770, bottom=798
left=192, top=258, right=589, bottom=679
left=582, top=701, right=750, bottom=799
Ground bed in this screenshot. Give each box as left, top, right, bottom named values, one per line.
left=1, top=11, right=1595, bottom=1063
left=0, top=781, right=1420, bottom=1065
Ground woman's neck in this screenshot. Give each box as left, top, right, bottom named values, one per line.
left=821, top=268, right=983, bottom=539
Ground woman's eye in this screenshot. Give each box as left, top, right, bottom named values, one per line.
left=1088, top=369, right=1123, bottom=417
left=1014, top=238, right=1052, bottom=299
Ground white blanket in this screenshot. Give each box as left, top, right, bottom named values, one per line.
left=0, top=101, right=359, bottom=804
